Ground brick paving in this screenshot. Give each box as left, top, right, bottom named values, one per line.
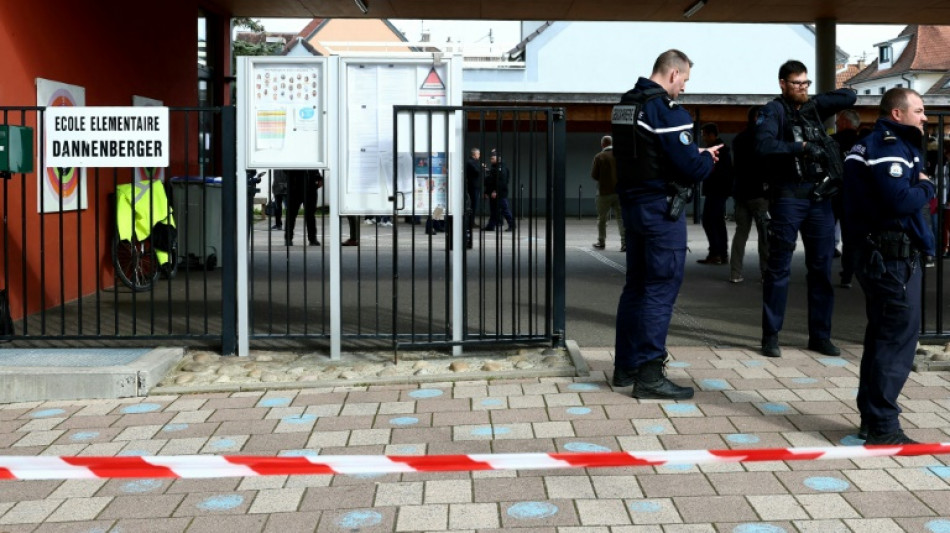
left=1, top=346, right=950, bottom=531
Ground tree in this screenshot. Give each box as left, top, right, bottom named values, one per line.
left=232, top=17, right=284, bottom=57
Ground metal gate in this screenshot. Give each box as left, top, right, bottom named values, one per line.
left=0, top=106, right=236, bottom=350
left=921, top=111, right=950, bottom=342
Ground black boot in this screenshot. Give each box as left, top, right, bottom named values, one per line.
left=633, top=358, right=694, bottom=400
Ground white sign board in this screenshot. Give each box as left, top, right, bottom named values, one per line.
left=240, top=56, right=329, bottom=169
left=339, top=54, right=462, bottom=215
left=44, top=106, right=169, bottom=168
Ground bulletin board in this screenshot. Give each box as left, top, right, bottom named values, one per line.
left=240, top=56, right=329, bottom=169
left=338, top=55, right=462, bottom=215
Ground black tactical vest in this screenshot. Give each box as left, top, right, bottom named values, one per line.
left=611, top=87, right=668, bottom=187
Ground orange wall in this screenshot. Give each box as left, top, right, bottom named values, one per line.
left=307, top=19, right=412, bottom=55
left=0, top=1, right=212, bottom=319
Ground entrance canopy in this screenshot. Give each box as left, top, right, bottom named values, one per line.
left=222, top=0, right=950, bottom=25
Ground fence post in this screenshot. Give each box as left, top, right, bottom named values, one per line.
left=577, top=184, right=582, bottom=220
left=552, top=108, right=567, bottom=347
left=220, top=106, right=237, bottom=356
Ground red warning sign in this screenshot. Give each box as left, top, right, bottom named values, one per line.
left=419, top=67, right=447, bottom=104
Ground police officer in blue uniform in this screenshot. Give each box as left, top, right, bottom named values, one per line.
left=610, top=49, right=721, bottom=399
left=843, top=88, right=933, bottom=445
left=756, top=60, right=856, bottom=358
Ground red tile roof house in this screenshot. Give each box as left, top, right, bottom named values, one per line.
left=843, top=25, right=950, bottom=96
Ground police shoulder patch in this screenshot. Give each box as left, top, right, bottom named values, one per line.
left=889, top=162, right=903, bottom=177
left=679, top=131, right=693, bottom=145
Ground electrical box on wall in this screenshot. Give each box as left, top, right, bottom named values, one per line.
left=0, top=125, right=34, bottom=175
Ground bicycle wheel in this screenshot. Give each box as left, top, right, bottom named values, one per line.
left=113, top=234, right=160, bottom=292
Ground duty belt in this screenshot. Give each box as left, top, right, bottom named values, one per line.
left=866, top=231, right=915, bottom=260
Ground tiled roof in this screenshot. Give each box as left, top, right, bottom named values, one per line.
left=835, top=63, right=866, bottom=89
left=845, top=25, right=950, bottom=86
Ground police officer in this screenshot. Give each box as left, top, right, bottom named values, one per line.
left=610, top=49, right=721, bottom=399
left=843, top=88, right=933, bottom=445
left=756, top=60, right=856, bottom=358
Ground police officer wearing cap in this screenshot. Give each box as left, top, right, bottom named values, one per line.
left=756, top=60, right=856, bottom=358
left=843, top=87, right=933, bottom=445
left=610, top=49, right=721, bottom=400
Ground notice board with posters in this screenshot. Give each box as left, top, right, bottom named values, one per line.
left=338, top=54, right=462, bottom=215
left=239, top=56, right=329, bottom=169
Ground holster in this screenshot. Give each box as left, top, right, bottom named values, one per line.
left=866, top=231, right=914, bottom=260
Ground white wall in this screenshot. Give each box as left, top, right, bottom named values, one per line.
left=465, top=21, right=818, bottom=95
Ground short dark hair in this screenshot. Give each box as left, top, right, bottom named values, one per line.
left=746, top=105, right=762, bottom=125
left=880, top=87, right=921, bottom=117
left=779, top=60, right=808, bottom=80
left=652, top=49, right=693, bottom=75
left=701, top=123, right=718, bottom=137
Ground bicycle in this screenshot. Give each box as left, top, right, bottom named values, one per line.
left=112, top=179, right=178, bottom=292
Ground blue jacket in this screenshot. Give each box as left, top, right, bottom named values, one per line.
left=843, top=119, right=935, bottom=255
left=614, top=77, right=715, bottom=203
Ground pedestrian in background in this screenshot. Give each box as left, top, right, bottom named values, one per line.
left=482, top=148, right=514, bottom=232
left=729, top=106, right=770, bottom=284
left=696, top=123, right=733, bottom=265
left=282, top=169, right=322, bottom=247
left=591, top=135, right=625, bottom=251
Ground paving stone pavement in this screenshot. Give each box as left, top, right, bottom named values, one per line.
left=2, top=345, right=950, bottom=532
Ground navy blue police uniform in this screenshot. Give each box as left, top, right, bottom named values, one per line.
left=755, top=89, right=856, bottom=354
left=611, top=77, right=715, bottom=389
left=843, top=119, right=934, bottom=440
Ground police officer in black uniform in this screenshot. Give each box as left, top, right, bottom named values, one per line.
left=610, top=49, right=720, bottom=400
left=843, top=88, right=933, bottom=445
left=756, top=60, right=856, bottom=358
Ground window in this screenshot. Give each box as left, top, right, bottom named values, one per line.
left=880, top=46, right=892, bottom=64
left=879, top=87, right=886, bottom=94
left=895, top=83, right=902, bottom=88
left=864, top=89, right=871, bottom=95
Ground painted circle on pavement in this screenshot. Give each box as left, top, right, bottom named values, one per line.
left=471, top=426, right=511, bottom=436
left=566, top=407, right=592, bottom=415
left=734, top=524, right=787, bottom=533
left=803, top=476, right=850, bottom=492
left=197, top=494, right=244, bottom=511
left=629, top=501, right=663, bottom=513
left=389, top=417, right=419, bottom=426
left=281, top=413, right=317, bottom=424
left=162, top=423, right=189, bottom=433
left=121, top=403, right=161, bottom=414
left=700, top=378, right=730, bottom=390
left=70, top=431, right=99, bottom=441
left=280, top=449, right=318, bottom=457
left=409, top=389, right=443, bottom=399
left=31, top=409, right=66, bottom=418
left=121, top=479, right=163, bottom=493
left=480, top=398, right=503, bottom=406
left=563, top=442, right=611, bottom=453
left=258, top=397, right=292, bottom=408
left=567, top=383, right=599, bottom=391
left=726, top=434, right=761, bottom=445
left=338, top=510, right=383, bottom=528
left=759, top=403, right=790, bottom=413
left=667, top=361, right=690, bottom=368
left=507, top=501, right=559, bottom=519
left=664, top=404, right=699, bottom=415
left=791, top=377, right=818, bottom=384
left=926, top=519, right=950, bottom=533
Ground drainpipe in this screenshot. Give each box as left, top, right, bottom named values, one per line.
left=901, top=73, right=914, bottom=91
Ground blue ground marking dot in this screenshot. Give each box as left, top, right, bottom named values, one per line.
left=803, top=476, right=850, bottom=492
left=338, top=510, right=383, bottom=529
left=743, top=360, right=765, bottom=367
left=819, top=358, right=848, bottom=367
left=734, top=524, right=787, bottom=533
left=118, top=450, right=148, bottom=457
left=121, top=479, right=163, bottom=493
left=257, top=397, right=291, bottom=408
left=480, top=398, right=503, bottom=406
left=927, top=466, right=950, bottom=479
left=507, top=502, right=559, bottom=519
left=927, top=519, right=950, bottom=533
left=791, top=377, right=819, bottom=384
left=726, top=434, right=761, bottom=444
left=563, top=442, right=611, bottom=453
left=70, top=431, right=100, bottom=441
left=394, top=445, right=418, bottom=454
left=840, top=435, right=865, bottom=446
left=389, top=416, right=419, bottom=426
left=279, top=449, right=318, bottom=457
left=664, top=403, right=698, bottom=414
left=471, top=426, right=511, bottom=436
left=760, top=402, right=790, bottom=413
left=196, top=494, right=244, bottom=511
left=210, top=438, right=236, bottom=449
left=121, top=403, right=161, bottom=414
left=162, top=423, right=189, bottom=433
left=567, top=383, right=599, bottom=391
left=667, top=361, right=690, bottom=368
left=31, top=408, right=65, bottom=418
left=566, top=407, right=592, bottom=415
left=643, top=424, right=667, bottom=434
left=700, top=378, right=730, bottom=390
left=629, top=501, right=663, bottom=513
left=281, top=413, right=317, bottom=424
left=662, top=464, right=693, bottom=471
left=409, top=388, right=443, bottom=399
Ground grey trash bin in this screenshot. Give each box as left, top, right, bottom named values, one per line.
left=170, top=176, right=222, bottom=270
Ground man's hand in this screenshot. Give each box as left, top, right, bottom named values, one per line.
left=700, top=144, right=723, bottom=163
left=920, top=172, right=932, bottom=182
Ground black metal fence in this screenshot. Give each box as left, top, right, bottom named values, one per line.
left=921, top=111, right=950, bottom=341
left=0, top=106, right=236, bottom=349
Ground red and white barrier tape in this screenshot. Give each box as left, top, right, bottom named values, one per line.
left=1, top=443, right=948, bottom=480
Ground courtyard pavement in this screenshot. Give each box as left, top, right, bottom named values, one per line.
left=1, top=344, right=950, bottom=532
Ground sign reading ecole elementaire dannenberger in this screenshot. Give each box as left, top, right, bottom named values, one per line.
left=44, top=106, right=169, bottom=168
